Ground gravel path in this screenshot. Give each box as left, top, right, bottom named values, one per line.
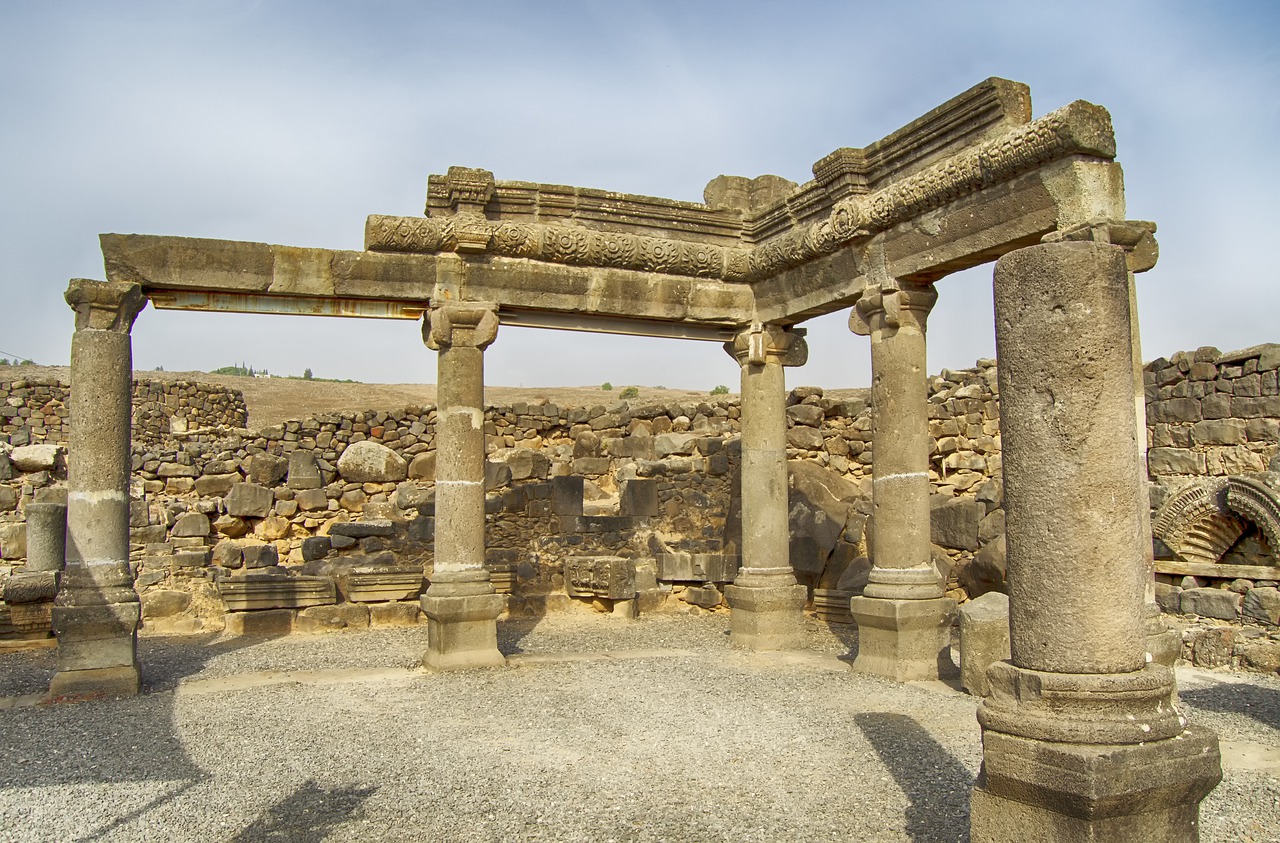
left=0, top=616, right=1276, bottom=842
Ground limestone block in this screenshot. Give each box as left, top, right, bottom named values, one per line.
left=602, top=436, right=655, bottom=460
left=194, top=473, right=239, bottom=496
left=170, top=512, right=211, bottom=538
left=295, top=488, right=329, bottom=512
left=213, top=514, right=250, bottom=538
left=9, top=444, right=61, bottom=472
left=212, top=541, right=243, bottom=568
left=960, top=591, right=1011, bottom=697
left=337, top=441, right=407, bottom=483
left=930, top=498, right=984, bottom=551
left=0, top=521, right=27, bottom=559
left=241, top=544, right=280, bottom=569
left=1147, top=448, right=1205, bottom=475
left=1154, top=582, right=1182, bottom=614
left=287, top=450, right=323, bottom=489
left=141, top=589, right=192, bottom=619
left=1180, top=587, right=1242, bottom=620
left=786, top=426, right=825, bottom=450
left=296, top=602, right=370, bottom=633
left=172, top=548, right=211, bottom=569
left=224, top=609, right=295, bottom=636
left=407, top=452, right=436, bottom=481
left=1149, top=398, right=1202, bottom=424
left=225, top=483, right=274, bottom=518
left=1243, top=586, right=1280, bottom=626
left=369, top=600, right=422, bottom=627
left=571, top=457, right=611, bottom=476
left=0, top=486, right=16, bottom=511
left=257, top=515, right=292, bottom=541
left=565, top=556, right=636, bottom=600
left=158, top=462, right=200, bottom=478
left=654, top=433, right=697, bottom=457
left=246, top=453, right=288, bottom=486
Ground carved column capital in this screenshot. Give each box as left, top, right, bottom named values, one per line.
left=64, top=279, right=146, bottom=333
left=724, top=323, right=808, bottom=368
left=848, top=281, right=937, bottom=337
left=423, top=301, right=499, bottom=351
left=1042, top=217, right=1159, bottom=273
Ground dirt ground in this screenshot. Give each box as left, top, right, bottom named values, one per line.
left=4, top=364, right=868, bottom=431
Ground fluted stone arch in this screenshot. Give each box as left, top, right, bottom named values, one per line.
left=1154, top=476, right=1280, bottom=566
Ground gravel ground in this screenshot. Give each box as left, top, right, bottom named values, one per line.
left=0, top=615, right=1276, bottom=843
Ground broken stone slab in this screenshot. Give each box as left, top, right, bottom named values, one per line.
left=680, top=583, right=723, bottom=609
left=960, top=535, right=1006, bottom=598
left=1243, top=586, right=1280, bottom=626
left=336, top=569, right=426, bottom=603
left=217, top=577, right=336, bottom=611
left=9, top=444, right=62, bottom=473
left=565, top=556, right=636, bottom=600
left=140, top=589, right=192, bottom=620
left=960, top=591, right=1011, bottom=697
left=296, top=603, right=370, bottom=633
left=2, top=571, right=59, bottom=604
left=225, top=482, right=274, bottom=518
left=654, top=552, right=740, bottom=584
left=336, top=440, right=407, bottom=483
left=327, top=519, right=396, bottom=539
left=224, top=608, right=295, bottom=636
left=170, top=511, right=211, bottom=538
left=930, top=497, right=984, bottom=551
left=619, top=479, right=659, bottom=517
left=1180, top=587, right=1242, bottom=620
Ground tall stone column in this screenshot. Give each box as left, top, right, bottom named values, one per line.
left=848, top=281, right=956, bottom=680
left=420, top=301, right=506, bottom=670
left=723, top=324, right=808, bottom=650
left=970, top=241, right=1220, bottom=842
left=51, top=279, right=146, bottom=698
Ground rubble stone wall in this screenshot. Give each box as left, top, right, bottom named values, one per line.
left=0, top=374, right=247, bottom=447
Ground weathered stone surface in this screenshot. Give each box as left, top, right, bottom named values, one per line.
left=680, top=584, right=723, bottom=608
left=619, top=479, right=659, bottom=517
left=960, top=591, right=1010, bottom=697
left=337, top=441, right=407, bottom=483
left=213, top=514, right=250, bottom=537
left=225, top=483, right=274, bottom=518
left=246, top=452, right=288, bottom=486
left=295, top=488, right=329, bottom=512
left=10, top=444, right=61, bottom=472
left=296, top=603, right=370, bottom=633
left=3, top=571, right=58, bottom=603
left=1242, top=586, right=1280, bottom=626
left=301, top=536, right=332, bottom=562
left=961, top=536, right=1006, bottom=598
left=1180, top=587, right=1241, bottom=620
left=369, top=600, right=422, bottom=627
left=241, top=544, right=280, bottom=569
left=170, top=512, right=211, bottom=537
left=407, top=451, right=436, bottom=481
left=328, top=519, right=395, bottom=539
left=140, top=589, right=191, bottom=619
left=258, top=515, right=292, bottom=541
left=1147, top=447, right=1205, bottom=475
left=930, top=498, right=984, bottom=551
left=656, top=552, right=739, bottom=584
left=565, top=556, right=635, bottom=600
left=218, top=577, right=336, bottom=611
left=0, top=522, right=27, bottom=560
left=786, top=426, right=825, bottom=450
left=194, top=473, right=239, bottom=496
left=224, top=608, right=295, bottom=636
left=287, top=450, right=323, bottom=490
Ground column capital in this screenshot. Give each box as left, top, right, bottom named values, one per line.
left=423, top=301, right=499, bottom=351
left=64, top=279, right=146, bottom=333
left=724, top=323, right=808, bottom=367
left=848, top=281, right=937, bottom=337
left=1042, top=217, right=1159, bottom=273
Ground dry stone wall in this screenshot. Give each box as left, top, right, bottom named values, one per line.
left=1, top=349, right=1277, bottom=671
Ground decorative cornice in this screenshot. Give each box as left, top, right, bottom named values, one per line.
left=367, top=100, right=1115, bottom=285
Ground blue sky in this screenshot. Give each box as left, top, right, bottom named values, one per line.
left=2, top=1, right=1277, bottom=389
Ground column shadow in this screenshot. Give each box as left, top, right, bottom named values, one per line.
left=230, top=779, right=378, bottom=842
left=852, top=711, right=973, bottom=843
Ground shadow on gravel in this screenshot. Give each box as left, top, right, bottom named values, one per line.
left=1180, top=681, right=1280, bottom=730
left=853, top=712, right=972, bottom=843
left=818, top=620, right=859, bottom=663
left=230, top=779, right=378, bottom=842
left=139, top=632, right=281, bottom=692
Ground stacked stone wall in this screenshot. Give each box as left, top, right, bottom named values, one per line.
left=0, top=374, right=247, bottom=447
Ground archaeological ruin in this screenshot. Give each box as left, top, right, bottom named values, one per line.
left=6, top=77, right=1278, bottom=839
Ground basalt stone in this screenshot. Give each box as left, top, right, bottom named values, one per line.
left=930, top=498, right=984, bottom=551
left=225, top=483, right=274, bottom=518
left=1243, top=586, right=1280, bottom=626
left=287, top=450, right=323, bottom=490
left=194, top=473, right=239, bottom=496
left=328, top=519, right=395, bottom=539
left=1180, top=587, right=1242, bottom=620
left=302, top=536, right=332, bottom=562
left=241, top=544, right=280, bottom=569
left=170, top=511, right=211, bottom=538
left=246, top=452, right=288, bottom=486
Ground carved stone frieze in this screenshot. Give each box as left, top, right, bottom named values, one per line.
left=1152, top=477, right=1280, bottom=566
left=1225, top=476, right=1280, bottom=558
left=366, top=100, right=1115, bottom=284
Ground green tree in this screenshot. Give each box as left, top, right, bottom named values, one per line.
left=303, top=367, right=314, bottom=380
left=710, top=384, right=730, bottom=395
left=601, top=382, right=613, bottom=391
left=620, top=386, right=639, bottom=399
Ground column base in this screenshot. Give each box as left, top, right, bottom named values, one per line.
left=725, top=581, right=806, bottom=651
left=420, top=591, right=506, bottom=671
left=48, top=665, right=140, bottom=699
left=970, top=728, right=1221, bottom=843
left=849, top=595, right=956, bottom=681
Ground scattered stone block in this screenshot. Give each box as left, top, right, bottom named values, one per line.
left=369, top=600, right=422, bottom=627
left=930, top=498, right=984, bottom=551
left=218, top=577, right=336, bottom=611
left=565, top=556, right=636, bottom=600
left=246, top=453, right=288, bottom=486
left=337, top=441, right=407, bottom=483
left=337, top=569, right=425, bottom=603
left=1180, top=587, right=1242, bottom=620
left=1190, top=626, right=1236, bottom=668
left=224, top=609, right=295, bottom=636
left=241, top=544, right=280, bottom=569
left=226, top=483, right=274, bottom=518
left=960, top=536, right=1006, bottom=598
left=141, top=589, right=192, bottom=619
left=960, top=591, right=1011, bottom=697
left=296, top=603, right=370, bottom=633
left=9, top=444, right=61, bottom=472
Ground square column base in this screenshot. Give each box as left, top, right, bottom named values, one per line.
left=971, top=728, right=1222, bottom=842
left=850, top=595, right=956, bottom=681
left=420, top=592, right=507, bottom=671
left=725, top=583, right=806, bottom=651
left=48, top=665, right=140, bottom=699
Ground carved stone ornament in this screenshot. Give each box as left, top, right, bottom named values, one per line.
left=848, top=282, right=938, bottom=337
left=723, top=324, right=808, bottom=367
left=1153, top=476, right=1280, bottom=566
left=422, top=302, right=499, bottom=351
left=64, top=278, right=147, bottom=333
left=1042, top=217, right=1159, bottom=273
left=368, top=100, right=1116, bottom=284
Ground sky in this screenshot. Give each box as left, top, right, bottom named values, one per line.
left=1, top=1, right=1277, bottom=391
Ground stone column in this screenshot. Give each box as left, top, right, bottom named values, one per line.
left=420, top=301, right=506, bottom=670
left=722, top=324, right=808, bottom=650
left=51, top=279, right=146, bottom=698
left=848, top=281, right=956, bottom=680
left=970, top=241, right=1220, bottom=842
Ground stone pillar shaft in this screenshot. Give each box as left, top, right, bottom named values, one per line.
left=723, top=325, right=807, bottom=651
left=420, top=302, right=506, bottom=671
left=51, top=279, right=146, bottom=698
left=847, top=282, right=955, bottom=681
left=971, top=240, right=1219, bottom=842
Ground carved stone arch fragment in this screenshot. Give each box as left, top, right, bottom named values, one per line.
left=1152, top=480, right=1245, bottom=566
left=1225, top=476, right=1280, bottom=559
